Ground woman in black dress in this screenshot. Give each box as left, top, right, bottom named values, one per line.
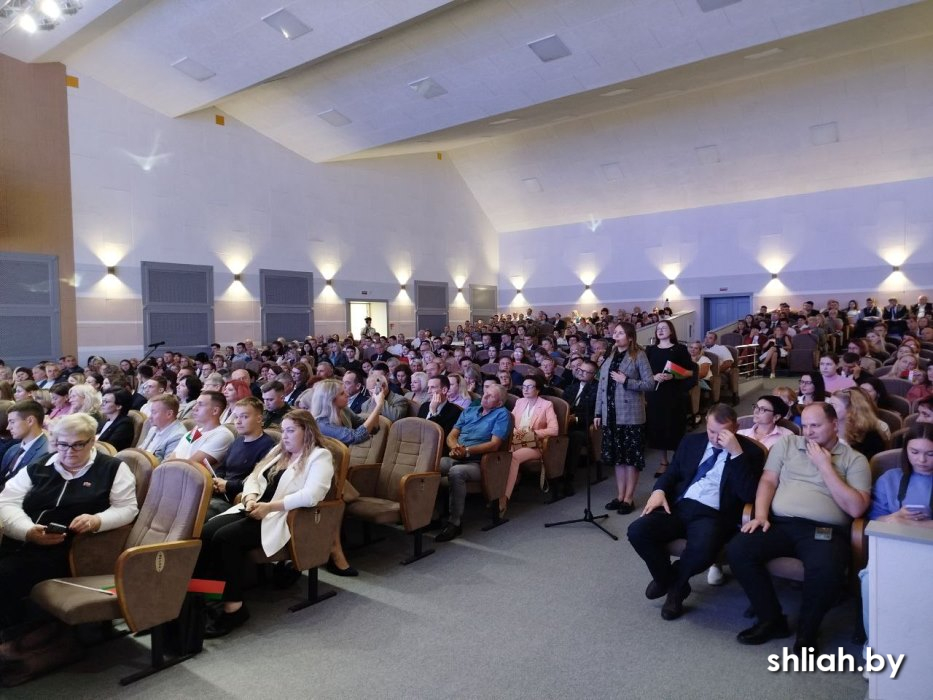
left=645, top=320, right=693, bottom=475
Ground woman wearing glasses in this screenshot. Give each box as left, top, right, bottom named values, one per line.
left=792, top=373, right=826, bottom=425
left=737, top=395, right=794, bottom=449
left=500, top=374, right=559, bottom=516
left=0, top=413, right=138, bottom=629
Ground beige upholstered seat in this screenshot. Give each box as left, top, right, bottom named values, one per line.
left=347, top=415, right=390, bottom=467
left=346, top=417, right=443, bottom=563
left=248, top=437, right=348, bottom=611
left=31, top=459, right=212, bottom=684
left=95, top=441, right=117, bottom=456
left=127, top=410, right=148, bottom=446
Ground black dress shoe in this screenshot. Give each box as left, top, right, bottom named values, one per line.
left=617, top=500, right=635, bottom=515
left=272, top=561, right=303, bottom=588
left=605, top=498, right=622, bottom=511
left=792, top=635, right=819, bottom=656
left=434, top=523, right=462, bottom=542
left=660, top=583, right=691, bottom=621
left=204, top=605, right=250, bottom=639
left=325, top=558, right=359, bottom=577
left=645, top=579, right=669, bottom=600
left=737, top=615, right=792, bottom=645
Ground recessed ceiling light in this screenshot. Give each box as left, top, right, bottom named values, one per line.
left=490, top=117, right=519, bottom=125
left=261, top=8, right=312, bottom=40
left=744, top=47, right=783, bottom=60
left=317, top=109, right=351, bottom=127
left=601, top=87, right=633, bottom=97
left=171, top=57, right=216, bottom=82
left=696, top=0, right=742, bottom=12
left=528, top=34, right=571, bottom=63
left=522, top=178, right=543, bottom=193
left=409, top=77, right=448, bottom=99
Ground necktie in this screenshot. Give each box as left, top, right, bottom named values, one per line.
left=574, top=382, right=584, bottom=405
left=3, top=445, right=28, bottom=477
left=689, top=447, right=723, bottom=488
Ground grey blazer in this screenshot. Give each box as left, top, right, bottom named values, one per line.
left=594, top=347, right=655, bottom=426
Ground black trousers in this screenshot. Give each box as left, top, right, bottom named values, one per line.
left=0, top=542, right=70, bottom=627
left=627, top=498, right=730, bottom=592
left=196, top=512, right=263, bottom=603
left=727, top=516, right=850, bottom=640
left=564, top=427, right=589, bottom=481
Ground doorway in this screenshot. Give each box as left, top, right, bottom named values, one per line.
left=347, top=300, right=388, bottom=338
left=702, top=294, right=751, bottom=333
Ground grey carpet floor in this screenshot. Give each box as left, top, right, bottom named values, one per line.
left=9, top=379, right=868, bottom=699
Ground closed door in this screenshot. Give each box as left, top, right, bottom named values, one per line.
left=704, top=295, right=751, bottom=333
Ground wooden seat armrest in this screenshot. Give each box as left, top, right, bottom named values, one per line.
left=851, top=517, right=868, bottom=572
left=398, top=472, right=441, bottom=531
left=69, top=524, right=132, bottom=577
left=115, top=540, right=202, bottom=633
left=540, top=435, right=569, bottom=479
left=741, top=503, right=754, bottom=526
left=347, top=463, right=381, bottom=496
left=286, top=500, right=345, bottom=572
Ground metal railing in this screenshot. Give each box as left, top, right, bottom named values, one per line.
left=733, top=343, right=761, bottom=381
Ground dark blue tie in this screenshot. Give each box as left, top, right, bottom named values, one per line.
left=690, top=447, right=723, bottom=488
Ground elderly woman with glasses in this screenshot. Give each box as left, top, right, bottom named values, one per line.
left=738, top=395, right=794, bottom=449
left=0, top=413, right=138, bottom=629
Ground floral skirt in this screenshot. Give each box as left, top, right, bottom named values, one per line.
left=601, top=423, right=646, bottom=471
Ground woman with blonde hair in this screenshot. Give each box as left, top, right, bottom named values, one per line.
left=890, top=352, right=919, bottom=380
left=67, top=383, right=102, bottom=418
left=406, top=372, right=431, bottom=408
left=446, top=373, right=473, bottom=410
left=196, top=409, right=334, bottom=637
left=828, top=388, right=887, bottom=460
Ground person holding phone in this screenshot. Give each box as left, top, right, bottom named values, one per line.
left=867, top=423, right=933, bottom=525
left=0, top=413, right=138, bottom=629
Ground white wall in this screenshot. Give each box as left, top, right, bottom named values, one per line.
left=460, top=32, right=933, bottom=324
left=67, top=74, right=498, bottom=360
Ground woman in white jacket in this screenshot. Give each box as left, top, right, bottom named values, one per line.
left=197, top=408, right=334, bottom=638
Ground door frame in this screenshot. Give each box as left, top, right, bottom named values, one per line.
left=700, top=292, right=753, bottom=334
left=345, top=298, right=390, bottom=337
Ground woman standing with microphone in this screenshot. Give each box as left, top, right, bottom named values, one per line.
left=595, top=322, right=655, bottom=514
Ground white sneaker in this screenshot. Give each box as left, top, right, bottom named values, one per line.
left=707, top=564, right=725, bottom=586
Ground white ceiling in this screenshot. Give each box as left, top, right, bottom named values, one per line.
left=1, top=0, right=929, bottom=163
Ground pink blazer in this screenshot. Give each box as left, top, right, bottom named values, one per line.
left=511, top=397, right=559, bottom=440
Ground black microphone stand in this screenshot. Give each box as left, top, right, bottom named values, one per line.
left=544, top=429, right=617, bottom=540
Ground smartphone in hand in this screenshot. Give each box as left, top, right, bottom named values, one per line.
left=45, top=522, right=70, bottom=535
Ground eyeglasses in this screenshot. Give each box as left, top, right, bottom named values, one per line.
left=578, top=369, right=594, bottom=375
left=56, top=440, right=91, bottom=452
left=522, top=384, right=537, bottom=390
left=799, top=379, right=813, bottom=385
left=753, top=405, right=774, bottom=413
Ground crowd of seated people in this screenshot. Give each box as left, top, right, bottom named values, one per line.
left=0, top=294, right=931, bottom=672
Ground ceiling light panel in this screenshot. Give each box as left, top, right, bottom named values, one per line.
left=527, top=34, right=571, bottom=63
left=171, top=57, right=216, bottom=81
left=409, top=77, right=448, bottom=99
left=317, top=109, right=352, bottom=126
left=262, top=8, right=312, bottom=40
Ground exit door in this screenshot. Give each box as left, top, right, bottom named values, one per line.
left=703, top=294, right=751, bottom=333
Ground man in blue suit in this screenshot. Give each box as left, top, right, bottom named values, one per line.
left=627, top=404, right=765, bottom=620
left=0, top=400, right=50, bottom=491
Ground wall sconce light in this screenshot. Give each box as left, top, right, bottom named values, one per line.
left=771, top=273, right=778, bottom=280
left=457, top=288, right=463, bottom=294
left=516, top=289, right=523, bottom=295
left=325, top=279, right=333, bottom=286
left=667, top=279, right=675, bottom=286
left=233, top=273, right=242, bottom=282
left=400, top=283, right=407, bottom=291
left=106, top=266, right=117, bottom=276
left=584, top=284, right=590, bottom=291
left=892, top=266, right=900, bottom=272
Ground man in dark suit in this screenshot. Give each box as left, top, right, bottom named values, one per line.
left=96, top=389, right=136, bottom=451
left=910, top=294, right=932, bottom=319
left=417, top=376, right=462, bottom=454
left=561, top=359, right=597, bottom=496
left=0, top=400, right=50, bottom=491
left=882, top=297, right=909, bottom=338
left=342, top=370, right=371, bottom=414
left=627, top=404, right=765, bottom=621
left=370, top=340, right=396, bottom=364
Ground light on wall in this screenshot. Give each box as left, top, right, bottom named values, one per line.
left=771, top=273, right=778, bottom=280
left=515, top=289, right=523, bottom=295
left=667, top=279, right=676, bottom=286
left=106, top=266, right=117, bottom=277
left=892, top=266, right=900, bottom=272
left=325, top=279, right=333, bottom=286
left=584, top=284, right=590, bottom=291
left=233, top=273, right=242, bottom=283
left=457, top=288, right=463, bottom=294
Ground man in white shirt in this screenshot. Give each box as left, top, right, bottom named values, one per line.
left=703, top=332, right=734, bottom=372
left=169, top=391, right=234, bottom=468
left=138, top=394, right=188, bottom=462
left=138, top=376, right=168, bottom=417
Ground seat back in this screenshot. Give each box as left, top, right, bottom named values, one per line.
left=777, top=418, right=800, bottom=435
left=869, top=449, right=902, bottom=482
left=737, top=415, right=753, bottom=431
left=883, top=394, right=911, bottom=418
left=375, top=418, right=443, bottom=502
left=480, top=363, right=498, bottom=377
left=348, top=415, right=391, bottom=465
left=873, top=365, right=892, bottom=378
left=126, top=459, right=212, bottom=547
left=95, top=441, right=117, bottom=456
left=127, top=410, right=148, bottom=446
left=264, top=427, right=282, bottom=444
left=703, top=351, right=721, bottom=402
left=320, top=436, right=350, bottom=500
left=721, top=333, right=744, bottom=347
left=880, top=377, right=912, bottom=398
left=789, top=334, right=817, bottom=372
left=904, top=413, right=919, bottom=430
left=115, top=447, right=157, bottom=505
left=876, top=408, right=903, bottom=434
left=513, top=363, right=534, bottom=376
left=542, top=395, right=570, bottom=435
left=182, top=418, right=196, bottom=431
